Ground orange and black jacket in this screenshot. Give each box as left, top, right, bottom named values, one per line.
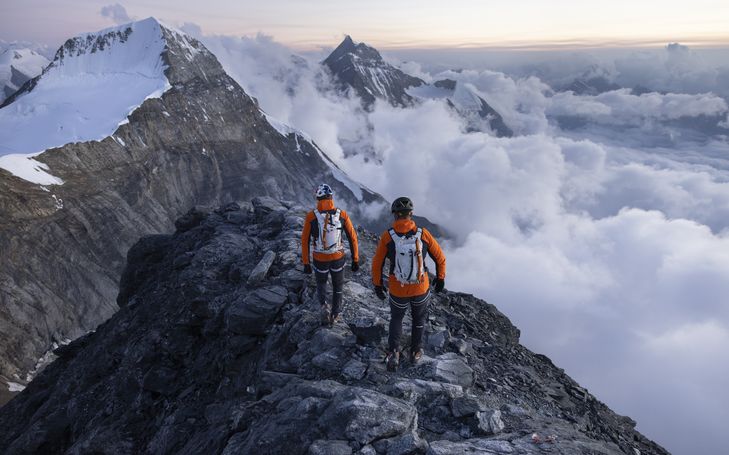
left=372, top=218, right=446, bottom=298
left=301, top=199, right=359, bottom=265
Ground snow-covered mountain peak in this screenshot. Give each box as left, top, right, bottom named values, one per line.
left=0, top=18, right=185, bottom=184
left=0, top=48, right=49, bottom=102
left=47, top=17, right=166, bottom=78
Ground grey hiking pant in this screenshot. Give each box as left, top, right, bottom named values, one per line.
left=313, top=257, right=345, bottom=316
left=388, top=291, right=430, bottom=352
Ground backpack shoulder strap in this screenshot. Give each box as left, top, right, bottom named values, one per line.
left=388, top=228, right=399, bottom=240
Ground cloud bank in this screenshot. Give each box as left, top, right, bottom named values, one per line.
left=186, top=27, right=727, bottom=454
left=100, top=3, right=132, bottom=25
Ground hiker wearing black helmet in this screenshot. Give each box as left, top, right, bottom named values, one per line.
left=301, top=184, right=360, bottom=326
left=371, top=197, right=446, bottom=371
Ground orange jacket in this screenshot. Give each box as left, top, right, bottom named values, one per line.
left=371, top=218, right=446, bottom=297
left=301, top=199, right=359, bottom=264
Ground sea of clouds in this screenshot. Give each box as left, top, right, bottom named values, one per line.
left=188, top=24, right=729, bottom=455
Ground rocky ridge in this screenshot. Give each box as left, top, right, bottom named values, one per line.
left=0, top=198, right=669, bottom=455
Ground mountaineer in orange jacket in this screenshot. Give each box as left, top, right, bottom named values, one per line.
left=301, top=184, right=359, bottom=326
left=371, top=196, right=446, bottom=371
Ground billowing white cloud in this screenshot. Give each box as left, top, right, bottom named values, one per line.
left=548, top=89, right=728, bottom=124
left=185, top=29, right=728, bottom=454
left=184, top=28, right=367, bottom=163
left=100, top=3, right=132, bottom=25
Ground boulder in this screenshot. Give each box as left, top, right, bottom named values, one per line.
left=342, top=359, right=368, bottom=381
left=476, top=409, right=504, bottom=435
left=308, top=439, right=353, bottom=455
left=430, top=353, right=474, bottom=388
left=427, top=438, right=514, bottom=454
left=225, top=286, right=288, bottom=335
left=372, top=429, right=428, bottom=455
left=247, top=250, right=276, bottom=286
left=348, top=314, right=387, bottom=346
left=450, top=395, right=483, bottom=418
left=320, top=388, right=417, bottom=445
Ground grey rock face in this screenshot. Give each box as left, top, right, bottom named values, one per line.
left=225, top=286, right=288, bottom=335
left=348, top=311, right=388, bottom=346
left=450, top=395, right=483, bottom=418
left=476, top=409, right=504, bottom=435
left=309, top=439, right=353, bottom=455
left=247, top=250, right=277, bottom=286
left=321, top=387, right=417, bottom=444
left=428, top=438, right=515, bottom=454
left=430, top=353, right=475, bottom=388
left=0, top=201, right=670, bottom=455
left=0, top=23, right=391, bottom=394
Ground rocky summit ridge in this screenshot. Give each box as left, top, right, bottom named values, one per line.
left=0, top=198, right=669, bottom=455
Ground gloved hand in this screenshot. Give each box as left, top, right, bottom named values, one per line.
left=375, top=285, right=387, bottom=301
left=351, top=261, right=359, bottom=272
left=433, top=278, right=445, bottom=293
left=303, top=264, right=312, bottom=274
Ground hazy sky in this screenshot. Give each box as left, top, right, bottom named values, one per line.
left=2, top=0, right=729, bottom=50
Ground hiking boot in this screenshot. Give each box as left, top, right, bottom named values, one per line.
left=385, top=351, right=400, bottom=372
left=320, top=304, right=331, bottom=326
left=410, top=348, right=423, bottom=364
left=330, top=313, right=342, bottom=325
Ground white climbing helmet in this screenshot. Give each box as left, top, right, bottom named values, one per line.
left=316, top=183, right=334, bottom=199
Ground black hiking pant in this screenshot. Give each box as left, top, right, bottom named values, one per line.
left=388, top=291, right=430, bottom=353
left=313, top=257, right=345, bottom=316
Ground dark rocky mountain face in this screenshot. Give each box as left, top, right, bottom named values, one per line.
left=0, top=24, right=389, bottom=398
left=322, top=36, right=513, bottom=138
left=323, top=36, right=425, bottom=109
left=0, top=199, right=669, bottom=455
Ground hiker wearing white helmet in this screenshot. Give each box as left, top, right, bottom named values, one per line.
left=301, top=184, right=360, bottom=326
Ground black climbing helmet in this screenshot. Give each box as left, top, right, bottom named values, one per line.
left=391, top=197, right=414, bottom=214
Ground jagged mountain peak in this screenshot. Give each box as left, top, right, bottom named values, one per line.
left=337, top=34, right=357, bottom=53
left=323, top=35, right=423, bottom=108
left=326, top=35, right=382, bottom=65
left=0, top=47, right=49, bottom=103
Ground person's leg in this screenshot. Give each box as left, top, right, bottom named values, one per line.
left=388, top=297, right=408, bottom=352
left=330, top=257, right=345, bottom=318
left=313, top=260, right=330, bottom=308
left=410, top=292, right=430, bottom=355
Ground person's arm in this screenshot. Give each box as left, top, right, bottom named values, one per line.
left=371, top=231, right=391, bottom=286
left=422, top=228, right=446, bottom=280
left=301, top=211, right=314, bottom=265
left=340, top=210, right=359, bottom=263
